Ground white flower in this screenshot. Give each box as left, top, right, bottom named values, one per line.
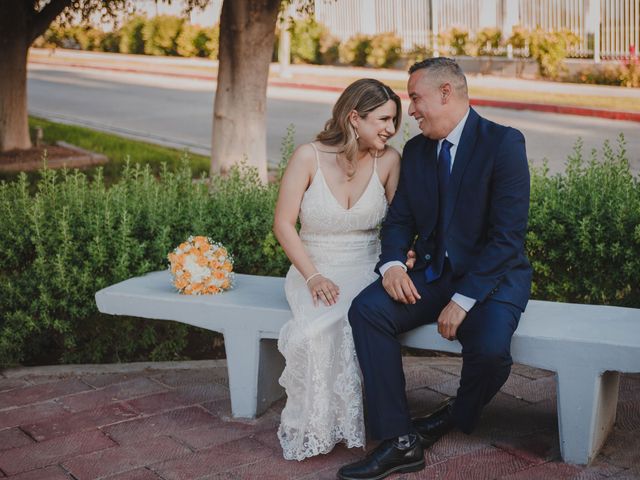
left=183, top=254, right=210, bottom=284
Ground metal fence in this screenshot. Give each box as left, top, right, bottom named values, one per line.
left=314, top=0, right=640, bottom=59
left=600, top=0, right=640, bottom=58
left=517, top=0, right=590, bottom=55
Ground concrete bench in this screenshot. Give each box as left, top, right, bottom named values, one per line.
left=95, top=270, right=640, bottom=465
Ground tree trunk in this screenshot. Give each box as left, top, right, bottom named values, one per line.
left=0, top=3, right=31, bottom=152
left=211, top=0, right=281, bottom=183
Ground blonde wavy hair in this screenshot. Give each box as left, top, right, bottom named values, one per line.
left=316, top=78, right=401, bottom=163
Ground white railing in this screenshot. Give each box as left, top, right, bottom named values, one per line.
left=314, top=0, right=639, bottom=59
left=518, top=0, right=590, bottom=55
left=601, top=0, right=639, bottom=58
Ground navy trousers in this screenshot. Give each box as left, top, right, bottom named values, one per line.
left=348, top=261, right=521, bottom=440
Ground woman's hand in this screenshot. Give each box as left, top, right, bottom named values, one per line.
left=405, top=249, right=416, bottom=269
left=307, top=274, right=340, bottom=307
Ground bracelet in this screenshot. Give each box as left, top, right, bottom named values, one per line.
left=305, top=272, right=322, bottom=285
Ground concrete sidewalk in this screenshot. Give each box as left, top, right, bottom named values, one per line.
left=0, top=357, right=638, bottom=479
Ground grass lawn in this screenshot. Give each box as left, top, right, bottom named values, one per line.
left=21, top=117, right=211, bottom=182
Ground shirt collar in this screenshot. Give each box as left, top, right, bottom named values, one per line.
left=439, top=108, right=470, bottom=150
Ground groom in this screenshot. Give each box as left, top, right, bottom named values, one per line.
left=338, top=58, right=532, bottom=479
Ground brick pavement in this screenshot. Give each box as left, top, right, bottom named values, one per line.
left=0, top=358, right=638, bottom=479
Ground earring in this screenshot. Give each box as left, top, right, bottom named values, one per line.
left=354, top=128, right=360, bottom=140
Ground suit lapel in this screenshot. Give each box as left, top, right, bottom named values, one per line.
left=443, top=108, right=480, bottom=232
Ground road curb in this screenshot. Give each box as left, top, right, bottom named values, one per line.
left=29, top=59, right=640, bottom=123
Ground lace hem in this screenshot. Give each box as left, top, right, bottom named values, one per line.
left=277, top=319, right=365, bottom=461
left=278, top=424, right=365, bottom=461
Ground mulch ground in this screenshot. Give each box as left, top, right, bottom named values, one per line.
left=0, top=144, right=108, bottom=173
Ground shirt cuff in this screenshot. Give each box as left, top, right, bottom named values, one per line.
left=451, top=293, right=476, bottom=312
left=379, top=261, right=407, bottom=277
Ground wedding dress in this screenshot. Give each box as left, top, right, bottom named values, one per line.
left=277, top=143, right=388, bottom=461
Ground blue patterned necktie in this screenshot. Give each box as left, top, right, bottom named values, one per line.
left=425, top=139, right=453, bottom=283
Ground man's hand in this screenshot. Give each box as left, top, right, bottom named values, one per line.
left=382, top=266, right=421, bottom=304
left=437, top=301, right=467, bottom=340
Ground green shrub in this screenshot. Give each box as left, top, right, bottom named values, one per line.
left=204, top=25, right=220, bottom=59
left=367, top=32, right=402, bottom=68
left=289, top=17, right=326, bottom=64
left=475, top=27, right=502, bottom=56
left=339, top=34, right=372, bottom=66
left=529, top=28, right=579, bottom=79
left=176, top=24, right=217, bottom=58
left=319, top=32, right=341, bottom=65
left=527, top=135, right=640, bottom=306
left=119, top=16, right=147, bottom=54
left=573, top=63, right=624, bottom=86
left=74, top=26, right=105, bottom=51
left=36, top=24, right=104, bottom=51
left=33, top=24, right=63, bottom=48
left=507, top=25, right=529, bottom=50
left=439, top=26, right=469, bottom=56
left=143, top=15, right=185, bottom=56
left=100, top=31, right=121, bottom=53
left=619, top=55, right=640, bottom=87
left=404, top=44, right=433, bottom=65
left=0, top=160, right=288, bottom=366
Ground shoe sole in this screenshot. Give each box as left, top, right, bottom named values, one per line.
left=336, top=458, right=426, bottom=480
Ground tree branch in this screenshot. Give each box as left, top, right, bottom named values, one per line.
left=28, top=0, right=73, bottom=44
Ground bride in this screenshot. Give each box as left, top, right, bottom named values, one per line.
left=273, top=79, right=403, bottom=461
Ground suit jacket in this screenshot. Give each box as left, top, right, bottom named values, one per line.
left=377, top=108, right=532, bottom=311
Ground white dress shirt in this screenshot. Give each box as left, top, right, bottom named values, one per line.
left=380, top=109, right=477, bottom=312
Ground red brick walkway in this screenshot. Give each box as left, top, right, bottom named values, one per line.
left=0, top=358, right=638, bottom=479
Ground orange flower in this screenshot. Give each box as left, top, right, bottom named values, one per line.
left=169, top=237, right=234, bottom=295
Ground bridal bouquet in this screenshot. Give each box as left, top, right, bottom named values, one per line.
left=167, top=236, right=235, bottom=295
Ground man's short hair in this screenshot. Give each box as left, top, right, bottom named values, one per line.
left=409, top=57, right=468, bottom=96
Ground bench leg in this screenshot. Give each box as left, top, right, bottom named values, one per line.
left=224, top=331, right=285, bottom=419
left=556, top=368, right=620, bottom=464
left=256, top=338, right=286, bottom=415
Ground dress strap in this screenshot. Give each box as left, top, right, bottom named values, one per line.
left=373, top=149, right=380, bottom=172
left=309, top=142, right=321, bottom=170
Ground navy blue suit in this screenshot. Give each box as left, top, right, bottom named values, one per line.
left=349, top=108, right=532, bottom=439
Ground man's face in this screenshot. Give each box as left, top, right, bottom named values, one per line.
left=407, top=70, right=448, bottom=140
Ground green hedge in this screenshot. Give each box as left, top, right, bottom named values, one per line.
left=367, top=32, right=402, bottom=68
left=1, top=137, right=637, bottom=366
left=527, top=136, right=639, bottom=306
left=119, top=16, right=146, bottom=54
left=39, top=16, right=220, bottom=60
left=0, top=161, right=288, bottom=367
left=142, top=15, right=185, bottom=56
left=339, top=34, right=372, bottom=66
left=289, top=17, right=327, bottom=64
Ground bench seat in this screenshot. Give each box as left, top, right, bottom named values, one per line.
left=95, top=270, right=640, bottom=465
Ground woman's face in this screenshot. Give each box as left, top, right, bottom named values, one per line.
left=353, top=99, right=398, bottom=151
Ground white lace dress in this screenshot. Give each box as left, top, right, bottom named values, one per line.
left=277, top=143, right=388, bottom=461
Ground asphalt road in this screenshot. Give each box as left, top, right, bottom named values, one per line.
left=27, top=64, right=639, bottom=174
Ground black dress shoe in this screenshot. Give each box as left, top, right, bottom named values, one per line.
left=337, top=438, right=424, bottom=480
left=413, top=397, right=455, bottom=447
